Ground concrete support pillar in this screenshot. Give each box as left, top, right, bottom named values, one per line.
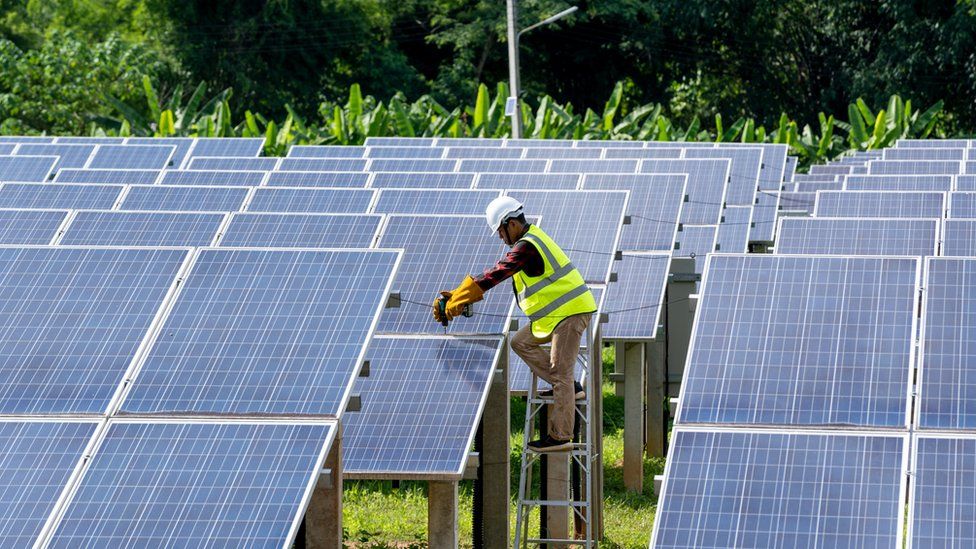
left=546, top=451, right=570, bottom=541
left=666, top=257, right=697, bottom=398
left=646, top=340, right=667, bottom=458
left=306, top=425, right=342, bottom=549
left=621, top=341, right=645, bottom=493
left=480, top=337, right=510, bottom=547
left=428, top=481, right=459, bottom=548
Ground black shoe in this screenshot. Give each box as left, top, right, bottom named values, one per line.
left=527, top=436, right=573, bottom=453
left=540, top=381, right=585, bottom=400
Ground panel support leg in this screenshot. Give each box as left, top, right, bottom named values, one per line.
left=428, top=481, right=459, bottom=549
left=481, top=338, right=510, bottom=547
left=622, top=341, right=645, bottom=493
left=306, top=425, right=342, bottom=549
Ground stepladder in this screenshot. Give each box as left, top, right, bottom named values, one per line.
left=514, top=320, right=603, bottom=547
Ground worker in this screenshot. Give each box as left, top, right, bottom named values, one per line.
left=434, top=196, right=596, bottom=452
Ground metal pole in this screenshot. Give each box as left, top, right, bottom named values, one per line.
left=506, top=0, right=522, bottom=139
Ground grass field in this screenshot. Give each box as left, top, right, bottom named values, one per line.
left=343, top=348, right=666, bottom=548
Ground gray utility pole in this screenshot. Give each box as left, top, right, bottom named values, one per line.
left=506, top=3, right=578, bottom=139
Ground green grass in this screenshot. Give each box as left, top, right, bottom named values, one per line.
left=342, top=347, right=664, bottom=548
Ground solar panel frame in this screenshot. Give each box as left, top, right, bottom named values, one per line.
left=278, top=157, right=371, bottom=172
left=124, top=137, right=195, bottom=169
left=716, top=205, right=753, bottom=253
left=86, top=144, right=176, bottom=170
left=372, top=188, right=500, bottom=215
left=0, top=155, right=59, bottom=182
left=246, top=187, right=376, bottom=214
left=369, top=172, right=476, bottom=189
left=580, top=173, right=687, bottom=251
left=14, top=144, right=95, bottom=171
left=684, top=146, right=764, bottom=207
left=843, top=174, right=953, bottom=191
left=815, top=190, right=947, bottom=218
left=265, top=171, right=370, bottom=188
left=54, top=169, right=162, bottom=185
left=218, top=212, right=383, bottom=248
left=158, top=170, right=267, bottom=187
left=186, top=156, right=280, bottom=171
left=0, top=182, right=124, bottom=210
left=774, top=217, right=940, bottom=256
left=601, top=252, right=671, bottom=340
left=0, top=208, right=69, bottom=244
left=639, top=158, right=731, bottom=225
left=58, top=210, right=227, bottom=247
left=186, top=137, right=265, bottom=158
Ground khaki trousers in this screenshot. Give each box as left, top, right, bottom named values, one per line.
left=511, top=313, right=591, bottom=441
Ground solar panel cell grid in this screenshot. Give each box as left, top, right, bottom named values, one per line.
left=246, top=187, right=375, bottom=213
left=523, top=148, right=603, bottom=159
left=125, top=137, right=194, bottom=169
left=59, top=211, right=226, bottom=247
left=365, top=137, right=436, bottom=147
left=602, top=148, right=683, bottom=159
left=581, top=173, right=685, bottom=251
left=219, top=213, right=382, bottom=248
left=777, top=191, right=816, bottom=213
left=0, top=209, right=67, bottom=244
left=950, top=192, right=976, bottom=218
left=86, top=144, right=176, bottom=170
left=445, top=147, right=524, bottom=159
left=373, top=189, right=499, bottom=215
left=716, top=205, right=753, bottom=253
left=684, top=147, right=763, bottom=206
left=477, top=173, right=579, bottom=190
left=15, top=144, right=94, bottom=171
left=910, top=434, right=976, bottom=548
left=844, top=175, right=953, bottom=191
left=602, top=252, right=670, bottom=340
left=639, top=159, right=730, bottom=225
left=459, top=159, right=547, bottom=173
left=673, top=225, right=717, bottom=260
left=366, top=147, right=446, bottom=159
left=775, top=217, right=939, bottom=256
left=120, top=185, right=249, bottom=212
left=749, top=190, right=780, bottom=242
left=54, top=169, right=161, bottom=185
left=367, top=159, right=454, bottom=173
left=370, top=172, right=475, bottom=189
left=0, top=183, right=122, bottom=210
left=188, top=137, right=265, bottom=158
left=288, top=145, right=366, bottom=158
left=265, top=171, right=370, bottom=188
left=186, top=157, right=279, bottom=171
left=883, top=148, right=967, bottom=161
left=868, top=160, right=962, bottom=175
left=159, top=170, right=266, bottom=186
left=941, top=220, right=976, bottom=256
left=816, top=191, right=946, bottom=218
left=548, top=159, right=639, bottom=174
left=0, top=156, right=58, bottom=182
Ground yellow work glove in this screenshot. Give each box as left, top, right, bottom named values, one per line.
left=444, top=275, right=484, bottom=320
left=432, top=291, right=452, bottom=323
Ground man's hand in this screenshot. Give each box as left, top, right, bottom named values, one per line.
left=432, top=291, right=452, bottom=323
left=444, top=275, right=484, bottom=319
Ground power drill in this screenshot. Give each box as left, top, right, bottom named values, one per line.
left=437, top=296, right=473, bottom=332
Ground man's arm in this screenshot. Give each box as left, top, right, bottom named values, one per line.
left=474, top=241, right=542, bottom=291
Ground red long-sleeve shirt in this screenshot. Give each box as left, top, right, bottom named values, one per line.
left=474, top=238, right=544, bottom=291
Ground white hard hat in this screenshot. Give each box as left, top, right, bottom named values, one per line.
left=485, top=196, right=524, bottom=232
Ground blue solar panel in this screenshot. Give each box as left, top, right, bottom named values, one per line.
left=219, top=213, right=381, bottom=248
left=365, top=137, right=435, bottom=146
left=640, top=159, right=730, bottom=225
left=15, top=144, right=94, bottom=171
left=816, top=191, right=946, bottom=218
left=0, top=144, right=13, bottom=155
left=120, top=185, right=249, bottom=212
left=844, top=174, right=953, bottom=191
left=158, top=170, right=266, bottom=186
left=266, top=171, right=369, bottom=187
left=809, top=164, right=853, bottom=176
left=60, top=211, right=225, bottom=246
left=370, top=172, right=475, bottom=189
left=777, top=191, right=816, bottom=213
left=602, top=148, right=684, bottom=159
left=187, top=157, right=279, bottom=171
left=966, top=161, right=976, bottom=175
left=367, top=146, right=446, bottom=159
left=750, top=190, right=780, bottom=241
left=868, top=160, right=962, bottom=175
left=506, top=139, right=573, bottom=148
left=582, top=173, right=686, bottom=251
left=524, top=148, right=603, bottom=159
left=883, top=147, right=966, bottom=161
left=950, top=192, right=976, bottom=218
left=188, top=137, right=265, bottom=158
left=87, top=144, right=176, bottom=170
left=367, top=159, right=455, bottom=172
left=548, top=159, right=639, bottom=174
left=910, top=434, right=976, bottom=548
left=603, top=252, right=670, bottom=339
left=776, top=218, right=939, bottom=256
left=376, top=215, right=514, bottom=335
left=576, top=140, right=643, bottom=148
left=0, top=155, right=58, bottom=182
left=279, top=158, right=368, bottom=171
left=47, top=420, right=334, bottom=549
left=716, top=205, right=753, bottom=253
left=793, top=179, right=844, bottom=192
left=795, top=173, right=843, bottom=182
left=459, top=159, right=547, bottom=173
left=678, top=254, right=918, bottom=427
left=477, top=173, right=580, bottom=190
left=0, top=420, right=98, bottom=548
left=942, top=220, right=976, bottom=256
left=506, top=190, right=626, bottom=283
left=288, top=145, right=366, bottom=158
left=740, top=143, right=788, bottom=191
left=673, top=225, right=716, bottom=262
left=126, top=137, right=194, bottom=169
left=0, top=209, right=67, bottom=244
left=343, top=336, right=501, bottom=477
left=445, top=147, right=524, bottom=159
left=0, top=247, right=188, bottom=414
left=958, top=175, right=976, bottom=191
left=247, top=187, right=375, bottom=213
left=652, top=429, right=906, bottom=549
left=437, top=138, right=504, bottom=147
left=53, top=137, right=125, bottom=144
left=784, top=156, right=798, bottom=181
left=0, top=183, right=122, bottom=209
left=122, top=248, right=398, bottom=415
left=685, top=147, right=763, bottom=206
left=897, top=138, right=971, bottom=148
left=0, top=136, right=54, bottom=143
left=373, top=189, right=499, bottom=215
left=54, top=169, right=161, bottom=185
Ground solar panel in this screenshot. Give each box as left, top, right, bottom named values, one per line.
left=678, top=254, right=918, bottom=427
left=370, top=172, right=475, bottom=189
left=949, top=192, right=976, bottom=218
left=54, top=169, right=161, bottom=185
left=640, top=159, right=730, bottom=225
left=288, top=145, right=366, bottom=158
left=602, top=148, right=684, bottom=159
left=366, top=159, right=454, bottom=172
left=815, top=191, right=946, bottom=218
left=476, top=173, right=580, bottom=190
left=53, top=137, right=125, bottom=144
left=0, top=144, right=13, bottom=155
left=120, top=185, right=249, bottom=212
left=523, top=148, right=603, bottom=159
left=373, top=189, right=499, bottom=215
left=909, top=434, right=976, bottom=548
left=0, top=155, right=58, bottom=182
left=15, top=144, right=94, bottom=171
left=158, top=170, right=266, bottom=186
left=219, top=213, right=382, bottom=248
left=602, top=252, right=670, bottom=340
left=279, top=158, right=369, bottom=172
left=744, top=143, right=788, bottom=191
left=188, top=137, right=265, bottom=158
left=265, top=171, right=369, bottom=188
left=445, top=147, right=524, bottom=159
left=750, top=190, right=780, bottom=242
left=716, top=205, right=753, bottom=253
left=458, top=159, right=547, bottom=173
left=246, top=187, right=375, bottom=213
left=506, top=139, right=574, bottom=148
left=0, top=183, right=122, bottom=209
left=60, top=211, right=225, bottom=247
left=436, top=138, right=504, bottom=147
left=793, top=180, right=844, bottom=192
left=775, top=217, right=939, bottom=256
left=121, top=248, right=399, bottom=415
left=506, top=190, right=626, bottom=283
left=87, top=144, right=176, bottom=170
left=581, top=173, right=686, bottom=251
left=0, top=246, right=188, bottom=414
left=576, top=140, right=643, bottom=148
left=966, top=161, right=976, bottom=175
left=673, top=225, right=717, bottom=261
left=808, top=164, right=853, bottom=176
left=957, top=175, right=976, bottom=191
left=46, top=420, right=335, bottom=549
left=795, top=173, right=843, bottom=182
left=367, top=146, right=445, bottom=159
left=783, top=156, right=797, bottom=180
left=375, top=215, right=514, bottom=335
left=868, top=160, right=962, bottom=175
left=883, top=147, right=966, bottom=161
left=549, top=159, right=639, bottom=174
left=844, top=174, right=953, bottom=191
left=0, top=419, right=98, bottom=548
left=186, top=157, right=279, bottom=171
left=343, top=336, right=501, bottom=478
left=897, top=138, right=971, bottom=148
left=125, top=137, right=194, bottom=169
left=777, top=191, right=816, bottom=213
left=685, top=147, right=763, bottom=206
left=941, top=220, right=976, bottom=256
left=365, top=137, right=436, bottom=146
left=652, top=429, right=906, bottom=549
left=0, top=136, right=54, bottom=143
left=0, top=209, right=68, bottom=244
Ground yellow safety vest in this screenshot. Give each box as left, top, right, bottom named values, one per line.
left=513, top=225, right=597, bottom=338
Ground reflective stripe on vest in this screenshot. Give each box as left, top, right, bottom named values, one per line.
left=513, top=225, right=596, bottom=338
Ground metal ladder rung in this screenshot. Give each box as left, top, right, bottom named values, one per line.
left=526, top=538, right=587, bottom=544
left=521, top=499, right=588, bottom=507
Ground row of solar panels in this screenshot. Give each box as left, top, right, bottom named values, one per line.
left=791, top=174, right=976, bottom=193
left=775, top=216, right=976, bottom=257
left=654, top=253, right=976, bottom=547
